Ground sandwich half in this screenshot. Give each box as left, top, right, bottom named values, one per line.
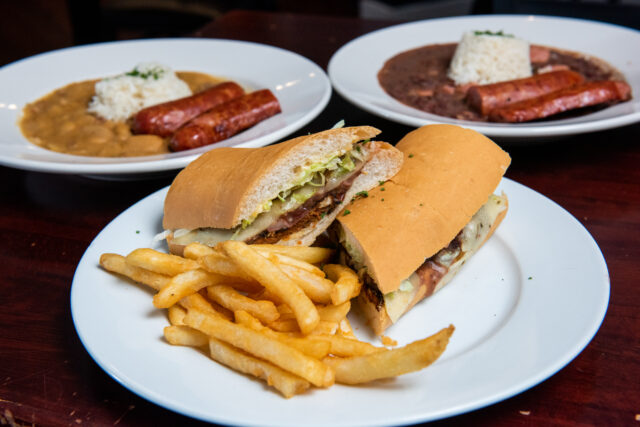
left=161, top=126, right=403, bottom=254
left=333, top=124, right=511, bottom=335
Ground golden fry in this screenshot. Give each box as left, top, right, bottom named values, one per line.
left=221, top=241, right=320, bottom=335
left=207, top=285, right=280, bottom=324
left=277, top=263, right=333, bottom=304
left=208, top=338, right=310, bottom=398
left=262, top=252, right=325, bottom=277
left=338, top=318, right=356, bottom=339
left=153, top=269, right=226, bottom=309
left=126, top=248, right=199, bottom=276
left=323, top=325, right=454, bottom=384
left=168, top=305, right=187, bottom=326
left=323, top=264, right=362, bottom=305
left=309, top=335, right=386, bottom=357
left=318, top=302, right=351, bottom=323
left=250, top=244, right=334, bottom=264
left=179, top=292, right=232, bottom=321
left=184, top=307, right=334, bottom=387
left=100, top=253, right=169, bottom=291
left=183, top=242, right=216, bottom=260
left=164, top=325, right=208, bottom=347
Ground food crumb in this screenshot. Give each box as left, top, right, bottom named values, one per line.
left=381, top=335, right=398, bottom=347
left=519, top=410, right=531, bottom=416
left=635, top=414, right=640, bottom=421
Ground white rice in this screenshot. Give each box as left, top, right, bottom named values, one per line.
left=88, top=62, right=192, bottom=121
left=448, top=32, right=531, bottom=85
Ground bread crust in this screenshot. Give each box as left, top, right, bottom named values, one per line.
left=163, top=126, right=381, bottom=230
left=338, top=124, right=511, bottom=294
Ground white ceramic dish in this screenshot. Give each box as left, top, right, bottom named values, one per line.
left=329, top=15, right=640, bottom=141
left=0, top=38, right=331, bottom=176
left=71, top=178, right=609, bottom=426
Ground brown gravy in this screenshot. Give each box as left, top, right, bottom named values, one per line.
left=377, top=43, right=621, bottom=122
left=19, top=72, right=224, bottom=157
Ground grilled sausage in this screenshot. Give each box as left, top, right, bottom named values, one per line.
left=489, top=80, right=632, bottom=123
left=131, top=81, right=245, bottom=137
left=466, top=70, right=585, bottom=115
left=169, top=89, right=281, bottom=151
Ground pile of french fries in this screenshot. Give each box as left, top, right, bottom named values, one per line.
left=99, top=241, right=454, bottom=398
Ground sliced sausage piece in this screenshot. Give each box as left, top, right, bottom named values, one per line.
left=489, top=80, right=632, bottom=123
left=131, top=81, right=245, bottom=137
left=169, top=89, right=281, bottom=151
left=466, top=70, right=585, bottom=115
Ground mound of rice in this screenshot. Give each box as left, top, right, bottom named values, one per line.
left=448, top=32, right=531, bottom=85
left=88, top=62, right=192, bottom=121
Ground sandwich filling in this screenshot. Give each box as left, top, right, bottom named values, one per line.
left=340, top=193, right=507, bottom=323
left=164, top=141, right=376, bottom=246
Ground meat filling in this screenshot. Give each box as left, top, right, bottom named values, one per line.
left=247, top=171, right=361, bottom=244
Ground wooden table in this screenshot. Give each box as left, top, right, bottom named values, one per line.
left=1, top=9, right=638, bottom=426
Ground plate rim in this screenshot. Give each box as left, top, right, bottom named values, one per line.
left=69, top=176, right=610, bottom=426
left=328, top=14, right=640, bottom=139
left=0, top=37, right=331, bottom=176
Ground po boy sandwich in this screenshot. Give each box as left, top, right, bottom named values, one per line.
left=333, top=124, right=511, bottom=335
left=161, top=126, right=403, bottom=255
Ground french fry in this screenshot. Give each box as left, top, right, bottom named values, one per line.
left=221, top=241, right=320, bottom=335
left=183, top=242, right=216, bottom=260
left=100, top=253, right=169, bottom=291
left=270, top=319, right=339, bottom=335
left=207, top=285, right=280, bottom=324
left=262, top=252, right=325, bottom=277
left=249, top=244, right=334, bottom=264
left=318, top=302, right=351, bottom=323
left=322, top=325, right=454, bottom=384
left=323, top=264, right=362, bottom=305
left=153, top=269, right=226, bottom=309
left=184, top=307, right=334, bottom=387
left=168, top=304, right=187, bottom=326
left=309, top=335, right=386, bottom=357
left=235, top=311, right=331, bottom=359
left=126, top=248, right=199, bottom=276
left=179, top=292, right=232, bottom=321
left=277, top=263, right=333, bottom=304
left=208, top=338, right=310, bottom=398
left=199, top=251, right=257, bottom=282
left=164, top=325, right=208, bottom=347
left=337, top=318, right=356, bottom=339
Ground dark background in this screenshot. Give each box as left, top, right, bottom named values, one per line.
left=2, top=0, right=639, bottom=67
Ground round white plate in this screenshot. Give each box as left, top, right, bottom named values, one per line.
left=71, top=178, right=609, bottom=426
left=0, top=38, right=331, bottom=176
left=329, top=15, right=640, bottom=140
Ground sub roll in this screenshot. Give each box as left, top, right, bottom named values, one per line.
left=333, top=124, right=511, bottom=335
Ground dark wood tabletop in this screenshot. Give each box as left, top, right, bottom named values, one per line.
left=1, top=9, right=639, bottom=427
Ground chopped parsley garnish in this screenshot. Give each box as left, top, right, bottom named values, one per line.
left=381, top=198, right=385, bottom=201
left=408, top=153, right=414, bottom=158
left=343, top=210, right=351, bottom=216
left=473, top=30, right=513, bottom=37
left=355, top=191, right=369, bottom=199
left=380, top=187, right=385, bottom=191
left=320, top=212, right=327, bottom=219
left=379, top=181, right=385, bottom=186
left=126, top=66, right=164, bottom=80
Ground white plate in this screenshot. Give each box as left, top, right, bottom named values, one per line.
left=70, top=178, right=609, bottom=426
left=0, top=38, right=331, bottom=176
left=329, top=15, right=640, bottom=140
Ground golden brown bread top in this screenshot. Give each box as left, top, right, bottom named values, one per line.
left=337, top=124, right=511, bottom=294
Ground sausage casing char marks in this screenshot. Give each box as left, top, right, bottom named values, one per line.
left=489, top=80, right=632, bottom=123
left=466, top=70, right=585, bottom=115
left=169, top=89, right=281, bottom=151
left=131, top=81, right=245, bottom=137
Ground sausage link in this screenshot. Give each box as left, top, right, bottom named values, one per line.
left=169, top=89, right=281, bottom=151
left=489, top=80, right=631, bottom=123
left=466, top=70, right=585, bottom=115
left=131, top=81, right=245, bottom=137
